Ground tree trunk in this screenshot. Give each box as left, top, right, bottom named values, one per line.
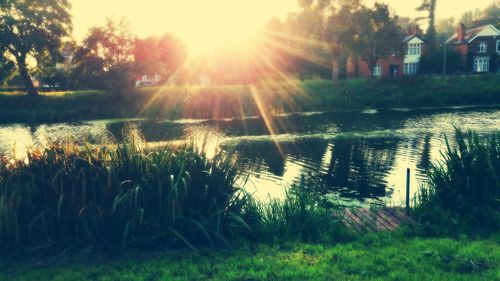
left=331, top=45, right=340, bottom=83
left=332, top=58, right=339, bottom=82
left=16, top=54, right=38, bottom=97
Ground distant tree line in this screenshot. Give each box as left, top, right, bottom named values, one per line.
left=0, top=0, right=499, bottom=96
left=0, top=2, right=186, bottom=98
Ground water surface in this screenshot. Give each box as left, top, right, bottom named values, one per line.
left=1, top=107, right=498, bottom=206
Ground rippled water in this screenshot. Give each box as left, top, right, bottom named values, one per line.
left=1, top=107, right=499, bottom=206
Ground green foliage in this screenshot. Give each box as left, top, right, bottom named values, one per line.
left=420, top=46, right=461, bottom=74
left=0, top=0, right=71, bottom=96
left=460, top=1, right=500, bottom=29
left=414, top=129, right=500, bottom=234
left=241, top=180, right=352, bottom=243
left=72, top=19, right=135, bottom=98
left=1, top=76, right=499, bottom=123
left=0, top=58, right=15, bottom=85
left=349, top=3, right=403, bottom=73
left=0, top=135, right=247, bottom=254
left=416, top=0, right=438, bottom=52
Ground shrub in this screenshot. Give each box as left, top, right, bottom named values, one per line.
left=414, top=129, right=500, bottom=234
left=0, top=135, right=248, bottom=254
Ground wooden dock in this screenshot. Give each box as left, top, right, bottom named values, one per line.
left=342, top=207, right=416, bottom=232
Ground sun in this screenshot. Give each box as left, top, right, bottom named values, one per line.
left=174, top=1, right=260, bottom=55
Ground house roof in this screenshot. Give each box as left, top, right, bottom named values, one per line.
left=403, top=34, right=425, bottom=43
left=447, top=24, right=500, bottom=44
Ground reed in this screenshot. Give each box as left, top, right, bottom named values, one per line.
left=0, top=135, right=249, bottom=254
left=240, top=179, right=351, bottom=243
left=414, top=128, right=500, bottom=233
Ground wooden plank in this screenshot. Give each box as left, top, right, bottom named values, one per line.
left=341, top=207, right=416, bottom=233
left=357, top=208, right=391, bottom=231
left=370, top=209, right=398, bottom=231
left=343, top=209, right=365, bottom=232
left=351, top=208, right=378, bottom=232
left=386, top=207, right=417, bottom=226
left=375, top=209, right=401, bottom=230
left=355, top=208, right=379, bottom=230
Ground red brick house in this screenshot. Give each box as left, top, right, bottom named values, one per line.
left=347, top=26, right=426, bottom=78
left=447, top=24, right=500, bottom=73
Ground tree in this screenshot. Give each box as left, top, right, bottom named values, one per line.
left=134, top=34, right=187, bottom=82
left=351, top=4, right=403, bottom=76
left=324, top=0, right=364, bottom=81
left=416, top=0, right=438, bottom=53
left=460, top=1, right=500, bottom=29
left=420, top=46, right=461, bottom=74
left=0, top=0, right=71, bottom=96
left=0, top=56, right=15, bottom=85
left=72, top=19, right=135, bottom=98
left=436, top=17, right=455, bottom=45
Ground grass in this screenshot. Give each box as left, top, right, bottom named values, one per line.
left=242, top=182, right=351, bottom=243
left=2, top=233, right=499, bottom=281
left=1, top=75, right=499, bottom=123
left=413, top=129, right=500, bottom=234
left=0, top=134, right=250, bottom=254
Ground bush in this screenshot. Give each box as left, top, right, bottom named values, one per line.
left=0, top=134, right=248, bottom=254
left=414, top=129, right=500, bottom=234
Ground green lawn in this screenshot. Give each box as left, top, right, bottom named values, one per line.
left=2, top=234, right=499, bottom=281
left=1, top=75, right=499, bottom=123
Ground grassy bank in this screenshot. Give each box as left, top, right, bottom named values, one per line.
left=2, top=234, right=499, bottom=281
left=0, top=75, right=499, bottom=123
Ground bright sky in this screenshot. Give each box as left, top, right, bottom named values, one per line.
left=71, top=0, right=496, bottom=54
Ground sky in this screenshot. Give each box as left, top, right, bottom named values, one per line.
left=71, top=0, right=496, bottom=54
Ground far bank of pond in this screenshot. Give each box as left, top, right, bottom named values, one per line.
left=1, top=106, right=498, bottom=206
left=0, top=75, right=499, bottom=123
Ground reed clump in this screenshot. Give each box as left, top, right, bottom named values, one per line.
left=414, top=129, right=500, bottom=234
left=0, top=136, right=249, bottom=254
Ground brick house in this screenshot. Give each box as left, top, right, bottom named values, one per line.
left=447, top=23, right=500, bottom=73
left=347, top=26, right=426, bottom=78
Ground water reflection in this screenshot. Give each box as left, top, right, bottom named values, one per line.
left=0, top=107, right=498, bottom=206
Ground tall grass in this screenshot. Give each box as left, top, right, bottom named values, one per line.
left=0, top=134, right=350, bottom=255
left=0, top=135, right=249, bottom=254
left=414, top=129, right=500, bottom=234
left=241, top=178, right=352, bottom=243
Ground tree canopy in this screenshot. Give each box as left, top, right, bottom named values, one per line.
left=72, top=19, right=135, bottom=97
left=134, top=34, right=187, bottom=81
left=0, top=0, right=71, bottom=95
left=416, top=0, right=438, bottom=53
left=351, top=3, right=402, bottom=74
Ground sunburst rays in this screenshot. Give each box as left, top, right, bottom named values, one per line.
left=136, top=29, right=333, bottom=158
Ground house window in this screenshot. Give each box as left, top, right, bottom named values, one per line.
left=373, top=65, right=382, bottom=76
left=496, top=40, right=500, bottom=53
left=407, top=43, right=422, bottom=56
left=478, top=42, right=487, bottom=53
left=404, top=63, right=419, bottom=75
left=474, top=58, right=490, bottom=72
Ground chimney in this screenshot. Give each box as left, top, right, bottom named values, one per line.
left=456, top=23, right=466, bottom=42
left=407, top=26, right=422, bottom=36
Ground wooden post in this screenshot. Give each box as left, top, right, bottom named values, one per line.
left=406, top=168, right=410, bottom=211
left=300, top=174, right=306, bottom=215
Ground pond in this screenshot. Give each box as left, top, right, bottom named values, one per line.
left=0, top=106, right=499, bottom=206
